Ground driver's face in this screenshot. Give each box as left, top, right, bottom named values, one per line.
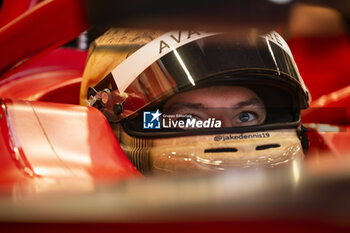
left=163, top=86, right=266, bottom=127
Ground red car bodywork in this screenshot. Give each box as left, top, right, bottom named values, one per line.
left=0, top=0, right=141, bottom=189
left=0, top=0, right=350, bottom=232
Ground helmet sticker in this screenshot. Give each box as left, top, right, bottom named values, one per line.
left=111, top=31, right=218, bottom=94
left=213, top=132, right=270, bottom=142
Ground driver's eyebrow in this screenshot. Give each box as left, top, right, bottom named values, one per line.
left=233, top=98, right=265, bottom=108
left=164, top=98, right=264, bottom=113
left=163, top=103, right=205, bottom=113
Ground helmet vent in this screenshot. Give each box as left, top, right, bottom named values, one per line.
left=256, top=144, right=280, bottom=151
left=204, top=148, right=238, bottom=153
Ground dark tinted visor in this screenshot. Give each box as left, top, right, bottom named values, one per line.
left=90, top=33, right=308, bottom=127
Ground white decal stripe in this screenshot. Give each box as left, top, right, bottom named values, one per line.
left=111, top=31, right=218, bottom=94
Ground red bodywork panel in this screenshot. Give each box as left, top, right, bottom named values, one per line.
left=302, top=85, right=350, bottom=125
left=0, top=98, right=141, bottom=189
left=0, top=0, right=88, bottom=77
left=289, top=35, right=350, bottom=100
left=0, top=0, right=40, bottom=27
left=0, top=48, right=88, bottom=105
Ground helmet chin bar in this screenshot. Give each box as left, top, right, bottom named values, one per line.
left=116, top=127, right=305, bottom=175
left=151, top=143, right=303, bottom=175
left=113, top=109, right=309, bottom=175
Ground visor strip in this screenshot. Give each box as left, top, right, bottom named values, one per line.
left=111, top=31, right=218, bottom=94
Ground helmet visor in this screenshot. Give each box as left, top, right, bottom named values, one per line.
left=90, top=32, right=307, bottom=135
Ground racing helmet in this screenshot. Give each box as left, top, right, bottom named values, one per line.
left=81, top=28, right=310, bottom=175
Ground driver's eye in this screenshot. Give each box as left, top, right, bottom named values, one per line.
left=237, top=112, right=256, bottom=123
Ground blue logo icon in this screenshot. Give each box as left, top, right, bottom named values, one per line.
left=143, top=110, right=161, bottom=129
